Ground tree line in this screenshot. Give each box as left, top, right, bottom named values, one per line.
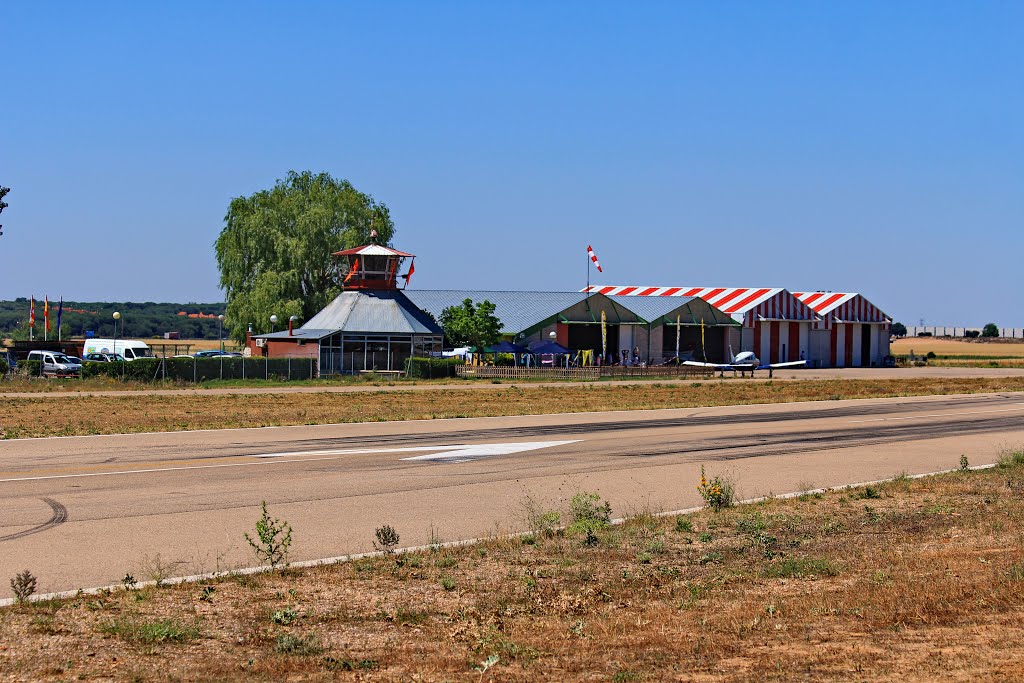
left=0, top=299, right=226, bottom=340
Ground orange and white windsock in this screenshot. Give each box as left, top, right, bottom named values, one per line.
left=587, top=245, right=603, bottom=273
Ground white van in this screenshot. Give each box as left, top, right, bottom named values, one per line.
left=27, top=350, right=83, bottom=376
left=81, top=339, right=155, bottom=361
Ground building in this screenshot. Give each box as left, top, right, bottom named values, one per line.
left=584, top=286, right=820, bottom=365
left=249, top=243, right=444, bottom=374
left=792, top=292, right=891, bottom=367
left=405, top=290, right=737, bottom=363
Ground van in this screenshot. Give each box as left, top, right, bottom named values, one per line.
left=27, top=350, right=83, bottom=376
left=81, top=339, right=155, bottom=361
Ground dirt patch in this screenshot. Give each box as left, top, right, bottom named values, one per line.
left=3, top=453, right=1024, bottom=680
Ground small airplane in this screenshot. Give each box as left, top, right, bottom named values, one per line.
left=683, top=347, right=806, bottom=378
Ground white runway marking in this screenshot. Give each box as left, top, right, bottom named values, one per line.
left=0, top=440, right=581, bottom=482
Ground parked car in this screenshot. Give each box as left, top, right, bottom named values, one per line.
left=26, top=350, right=83, bottom=376
left=194, top=349, right=231, bottom=358
left=83, top=352, right=125, bottom=363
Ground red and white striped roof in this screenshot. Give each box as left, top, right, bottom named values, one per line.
left=582, top=286, right=818, bottom=325
left=793, top=292, right=890, bottom=327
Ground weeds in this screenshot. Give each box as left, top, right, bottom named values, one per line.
left=374, top=525, right=401, bottom=554
left=275, top=633, right=323, bottom=656
left=960, top=454, right=971, bottom=472
left=854, top=486, right=882, bottom=500
left=997, top=448, right=1024, bottom=470
left=101, top=618, right=199, bottom=644
left=697, top=466, right=734, bottom=511
left=674, top=516, right=693, bottom=533
left=567, top=491, right=612, bottom=537
left=271, top=607, right=299, bottom=625
left=10, top=570, right=37, bottom=604
left=763, top=557, right=839, bottom=578
left=244, top=501, right=293, bottom=568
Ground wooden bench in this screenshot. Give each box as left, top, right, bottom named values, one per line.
left=359, top=369, right=404, bottom=378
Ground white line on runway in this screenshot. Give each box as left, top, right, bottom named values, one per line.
left=0, top=440, right=580, bottom=483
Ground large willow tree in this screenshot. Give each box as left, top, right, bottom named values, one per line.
left=215, top=171, right=394, bottom=342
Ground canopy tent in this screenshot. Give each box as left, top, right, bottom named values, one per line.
left=485, top=340, right=529, bottom=354
left=527, top=340, right=571, bottom=355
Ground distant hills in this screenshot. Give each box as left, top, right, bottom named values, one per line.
left=0, top=299, right=227, bottom=340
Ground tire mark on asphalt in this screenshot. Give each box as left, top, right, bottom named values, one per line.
left=0, top=498, right=67, bottom=542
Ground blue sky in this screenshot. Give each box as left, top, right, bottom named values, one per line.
left=3, top=2, right=1021, bottom=326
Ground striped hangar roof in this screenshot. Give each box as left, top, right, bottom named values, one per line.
left=582, top=286, right=818, bottom=323
left=793, top=292, right=890, bottom=325
left=607, top=295, right=738, bottom=326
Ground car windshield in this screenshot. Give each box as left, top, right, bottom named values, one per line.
left=52, top=354, right=72, bottom=364
left=132, top=348, right=153, bottom=357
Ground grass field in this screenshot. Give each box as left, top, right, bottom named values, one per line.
left=3, top=450, right=1023, bottom=681
left=891, top=337, right=1024, bottom=357
left=4, top=377, right=1024, bottom=439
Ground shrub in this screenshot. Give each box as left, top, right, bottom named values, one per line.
left=697, top=466, right=734, bottom=511
left=982, top=323, right=999, bottom=338
left=19, top=360, right=41, bottom=377
left=244, top=501, right=293, bottom=568
left=965, top=329, right=981, bottom=338
left=567, top=492, right=612, bottom=536
left=275, top=633, right=323, bottom=656
left=374, top=525, right=400, bottom=554
left=959, top=454, right=970, bottom=472
left=10, top=570, right=37, bottom=604
left=404, top=357, right=461, bottom=379
left=0, top=355, right=8, bottom=376
left=997, top=449, right=1024, bottom=470
left=674, top=516, right=693, bottom=533
left=926, top=351, right=937, bottom=360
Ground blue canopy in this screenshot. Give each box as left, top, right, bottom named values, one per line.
left=528, top=340, right=571, bottom=355
left=485, top=340, right=528, bottom=354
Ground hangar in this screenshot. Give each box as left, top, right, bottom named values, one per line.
left=585, top=286, right=820, bottom=365
left=792, top=292, right=891, bottom=367
left=404, top=290, right=738, bottom=363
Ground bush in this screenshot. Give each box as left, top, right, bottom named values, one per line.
left=926, top=351, right=937, bottom=360
left=982, top=323, right=999, bottom=338
left=244, top=501, right=293, bottom=568
left=10, top=570, right=37, bottom=604
left=19, top=360, right=41, bottom=377
left=965, top=330, right=981, bottom=338
left=81, top=357, right=317, bottom=382
left=567, top=492, right=612, bottom=536
left=916, top=331, right=932, bottom=337
left=404, top=357, right=461, bottom=379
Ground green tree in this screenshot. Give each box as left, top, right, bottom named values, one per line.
left=439, top=299, right=503, bottom=351
left=0, top=185, right=9, bottom=238
left=890, top=322, right=907, bottom=338
left=982, top=323, right=1000, bottom=338
left=214, top=171, right=394, bottom=342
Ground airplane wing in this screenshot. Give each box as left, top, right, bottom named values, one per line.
left=757, top=360, right=807, bottom=370
left=682, top=360, right=733, bottom=370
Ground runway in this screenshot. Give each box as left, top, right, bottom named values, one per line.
left=2, top=392, right=1024, bottom=595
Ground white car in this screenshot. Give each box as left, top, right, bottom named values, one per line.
left=27, top=350, right=83, bottom=377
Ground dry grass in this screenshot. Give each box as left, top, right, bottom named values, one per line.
left=3, top=378, right=1024, bottom=439
left=3, top=453, right=1024, bottom=681
left=892, top=337, right=1024, bottom=357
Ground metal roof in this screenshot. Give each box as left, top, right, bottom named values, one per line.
left=298, top=290, right=442, bottom=335
left=255, top=328, right=333, bottom=340
left=793, top=292, right=890, bottom=326
left=610, top=295, right=738, bottom=326
left=332, top=244, right=414, bottom=257
left=405, top=290, right=602, bottom=334
left=583, top=285, right=783, bottom=315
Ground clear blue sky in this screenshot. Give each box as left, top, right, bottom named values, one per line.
left=3, top=2, right=1021, bottom=326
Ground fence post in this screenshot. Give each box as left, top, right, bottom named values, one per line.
left=220, top=355, right=223, bottom=381
left=242, top=356, right=245, bottom=380
left=288, top=357, right=291, bottom=381
left=266, top=357, right=268, bottom=381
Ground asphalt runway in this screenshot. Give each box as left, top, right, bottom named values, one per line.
left=2, top=392, right=1024, bottom=596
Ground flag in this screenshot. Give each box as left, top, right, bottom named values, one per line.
left=29, top=296, right=35, bottom=328
left=401, top=259, right=415, bottom=287
left=344, top=257, right=360, bottom=283
left=44, top=296, right=50, bottom=333
left=56, top=297, right=63, bottom=339
left=587, top=245, right=603, bottom=273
